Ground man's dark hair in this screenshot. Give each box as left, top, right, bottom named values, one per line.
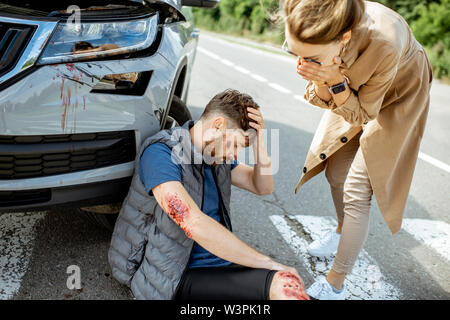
left=200, top=89, right=260, bottom=131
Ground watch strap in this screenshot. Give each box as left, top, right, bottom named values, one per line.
left=328, top=76, right=349, bottom=95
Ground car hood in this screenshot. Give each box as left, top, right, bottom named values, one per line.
left=130, top=0, right=182, bottom=12
left=0, top=1, right=184, bottom=17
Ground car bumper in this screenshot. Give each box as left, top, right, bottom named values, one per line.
left=0, top=177, right=132, bottom=212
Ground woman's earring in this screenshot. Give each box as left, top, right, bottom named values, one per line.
left=341, top=42, right=348, bottom=57
left=339, top=44, right=345, bottom=57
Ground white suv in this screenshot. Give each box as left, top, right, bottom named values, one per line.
left=0, top=0, right=218, bottom=229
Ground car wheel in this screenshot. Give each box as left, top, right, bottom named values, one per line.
left=82, top=95, right=192, bottom=232
left=81, top=203, right=121, bottom=232
left=164, top=95, right=192, bottom=129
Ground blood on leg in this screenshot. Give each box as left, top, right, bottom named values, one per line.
left=270, top=271, right=310, bottom=300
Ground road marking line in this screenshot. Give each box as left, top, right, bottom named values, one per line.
left=268, top=82, right=292, bottom=94
left=269, top=214, right=402, bottom=300
left=250, top=74, right=267, bottom=82
left=0, top=212, right=46, bottom=300
left=293, top=94, right=313, bottom=106
left=402, top=218, right=450, bottom=262
left=201, top=33, right=296, bottom=64
left=197, top=46, right=220, bottom=60
left=220, top=58, right=234, bottom=67
left=234, top=65, right=250, bottom=74
left=418, top=152, right=450, bottom=174
left=199, top=46, right=292, bottom=96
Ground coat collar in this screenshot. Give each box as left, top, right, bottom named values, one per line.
left=341, top=12, right=372, bottom=70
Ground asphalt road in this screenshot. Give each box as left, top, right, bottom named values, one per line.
left=2, top=32, right=449, bottom=300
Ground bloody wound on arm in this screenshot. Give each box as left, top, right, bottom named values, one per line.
left=163, top=192, right=193, bottom=238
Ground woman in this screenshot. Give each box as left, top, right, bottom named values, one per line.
left=282, top=0, right=432, bottom=299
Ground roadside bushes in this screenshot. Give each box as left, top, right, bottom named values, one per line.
left=379, top=0, right=449, bottom=80
left=410, top=0, right=450, bottom=80
left=193, top=0, right=450, bottom=80
left=192, top=0, right=284, bottom=43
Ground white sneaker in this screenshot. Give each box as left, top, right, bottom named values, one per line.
left=307, top=229, right=341, bottom=258
left=307, top=277, right=346, bottom=300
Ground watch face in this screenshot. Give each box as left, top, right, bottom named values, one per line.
left=332, top=83, right=346, bottom=94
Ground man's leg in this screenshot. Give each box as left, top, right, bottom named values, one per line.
left=269, top=271, right=310, bottom=300
left=175, top=264, right=278, bottom=300
left=175, top=264, right=309, bottom=300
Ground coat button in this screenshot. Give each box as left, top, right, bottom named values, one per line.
left=341, top=136, right=348, bottom=143
left=303, top=167, right=307, bottom=173
left=320, top=153, right=326, bottom=160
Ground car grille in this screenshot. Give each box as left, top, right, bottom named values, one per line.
left=0, top=131, right=136, bottom=180
left=0, top=22, right=35, bottom=77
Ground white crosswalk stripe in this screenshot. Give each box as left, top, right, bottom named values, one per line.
left=270, top=214, right=402, bottom=300
left=0, top=212, right=46, bottom=300
left=402, top=218, right=450, bottom=262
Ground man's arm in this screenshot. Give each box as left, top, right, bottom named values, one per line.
left=230, top=161, right=272, bottom=195
left=152, top=180, right=284, bottom=270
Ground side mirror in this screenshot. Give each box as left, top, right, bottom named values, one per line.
left=182, top=0, right=220, bottom=8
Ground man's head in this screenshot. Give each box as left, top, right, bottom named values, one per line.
left=194, top=89, right=260, bottom=165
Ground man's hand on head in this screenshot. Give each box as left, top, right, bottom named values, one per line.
left=246, top=107, right=265, bottom=139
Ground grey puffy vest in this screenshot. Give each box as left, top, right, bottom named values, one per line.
left=108, top=120, right=233, bottom=299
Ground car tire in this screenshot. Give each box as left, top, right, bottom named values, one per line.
left=81, top=203, right=121, bottom=232
left=164, top=95, right=192, bottom=129
left=83, top=95, right=192, bottom=232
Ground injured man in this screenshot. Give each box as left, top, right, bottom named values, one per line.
left=108, top=89, right=309, bottom=300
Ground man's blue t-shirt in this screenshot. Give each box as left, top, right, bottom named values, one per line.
left=139, top=142, right=238, bottom=269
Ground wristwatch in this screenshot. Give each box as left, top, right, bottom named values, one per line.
left=328, top=76, right=349, bottom=95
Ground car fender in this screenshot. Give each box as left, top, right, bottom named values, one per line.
left=160, top=55, right=189, bottom=129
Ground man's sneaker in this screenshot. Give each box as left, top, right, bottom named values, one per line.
left=307, top=229, right=341, bottom=258
left=306, top=277, right=346, bottom=300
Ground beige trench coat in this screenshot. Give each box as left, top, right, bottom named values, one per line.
left=294, top=1, right=433, bottom=234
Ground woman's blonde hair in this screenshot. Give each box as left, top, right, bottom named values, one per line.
left=281, top=0, right=365, bottom=44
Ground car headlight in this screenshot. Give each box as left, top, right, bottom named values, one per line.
left=37, top=14, right=158, bottom=65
